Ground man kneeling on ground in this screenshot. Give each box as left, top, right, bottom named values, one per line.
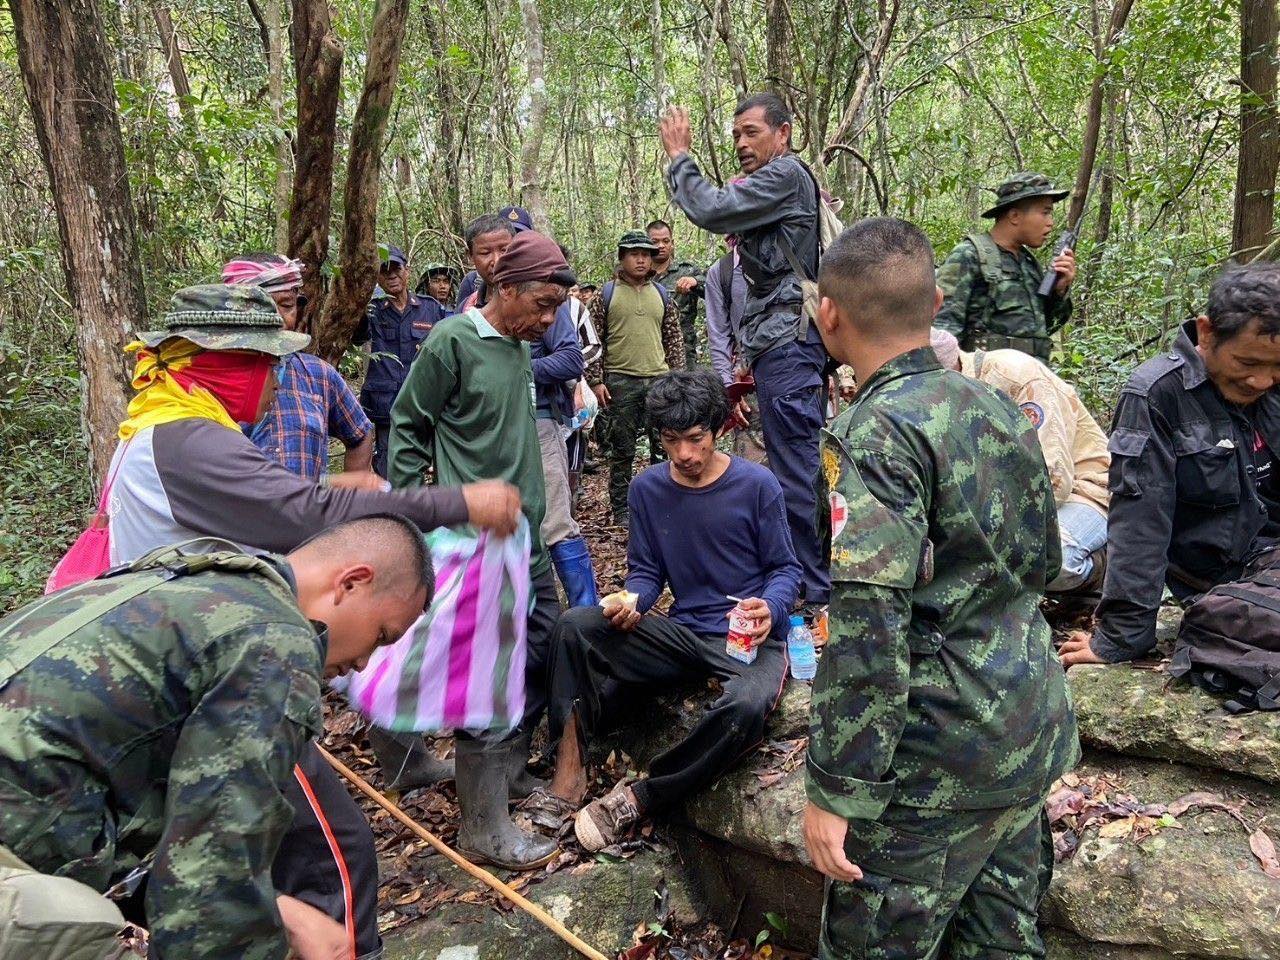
left=930, top=326, right=1111, bottom=594
left=0, top=516, right=431, bottom=960
left=1060, top=262, right=1280, bottom=667
left=539, top=368, right=801, bottom=850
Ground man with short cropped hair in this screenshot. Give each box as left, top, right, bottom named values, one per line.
left=935, top=172, right=1077, bottom=362
left=805, top=217, right=1077, bottom=959
left=0, top=516, right=432, bottom=960
left=1060, top=261, right=1280, bottom=667
left=660, top=93, right=830, bottom=610
left=541, top=368, right=800, bottom=852
left=648, top=219, right=704, bottom=369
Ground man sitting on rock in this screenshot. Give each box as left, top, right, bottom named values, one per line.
left=930, top=326, right=1111, bottom=594
left=540, top=368, right=801, bottom=851
left=1060, top=261, right=1280, bottom=667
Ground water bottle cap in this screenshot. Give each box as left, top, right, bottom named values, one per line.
left=789, top=614, right=804, bottom=627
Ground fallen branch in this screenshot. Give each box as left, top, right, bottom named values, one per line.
left=316, top=743, right=609, bottom=960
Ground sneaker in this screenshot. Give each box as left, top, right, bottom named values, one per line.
left=574, top=781, right=640, bottom=852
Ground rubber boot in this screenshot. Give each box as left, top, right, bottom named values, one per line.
left=550, top=537, right=600, bottom=608
left=455, top=737, right=557, bottom=870
left=367, top=726, right=455, bottom=791
left=507, top=727, right=550, bottom=800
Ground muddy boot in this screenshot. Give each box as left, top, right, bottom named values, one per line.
left=367, top=726, right=454, bottom=791
left=507, top=728, right=550, bottom=800
left=455, top=737, right=557, bottom=870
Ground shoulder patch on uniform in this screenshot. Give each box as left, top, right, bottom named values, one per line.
left=829, top=490, right=848, bottom=540
left=1019, top=401, right=1045, bottom=430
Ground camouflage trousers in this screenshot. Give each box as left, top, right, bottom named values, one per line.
left=820, top=798, right=1052, bottom=959
left=680, top=312, right=699, bottom=370
left=605, top=373, right=664, bottom=519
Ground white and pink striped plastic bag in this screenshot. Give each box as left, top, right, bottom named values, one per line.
left=336, top=520, right=531, bottom=735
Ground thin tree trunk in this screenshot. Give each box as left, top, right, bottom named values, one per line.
left=1067, top=0, right=1137, bottom=228
left=266, top=0, right=292, bottom=251
left=1233, top=0, right=1280, bottom=260
left=153, top=6, right=196, bottom=127
left=422, top=0, right=466, bottom=243
left=9, top=0, right=145, bottom=485
left=697, top=5, right=724, bottom=183
left=764, top=0, right=793, bottom=98
left=287, top=0, right=343, bottom=333
left=822, top=0, right=899, bottom=164
left=651, top=0, right=667, bottom=113
left=713, top=0, right=749, bottom=96
left=315, top=0, right=410, bottom=365
left=516, top=0, right=551, bottom=234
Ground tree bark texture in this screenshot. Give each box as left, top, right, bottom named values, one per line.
left=153, top=6, right=196, bottom=127
left=421, top=0, right=466, bottom=244
left=822, top=0, right=899, bottom=165
left=266, top=0, right=293, bottom=252
left=287, top=0, right=343, bottom=333
left=9, top=0, right=144, bottom=486
left=764, top=0, right=793, bottom=98
left=516, top=0, right=552, bottom=235
left=651, top=0, right=667, bottom=113
left=1066, top=0, right=1137, bottom=229
left=315, top=0, right=410, bottom=365
left=1233, top=0, right=1280, bottom=260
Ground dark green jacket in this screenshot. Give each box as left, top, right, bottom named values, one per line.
left=807, top=347, right=1079, bottom=820
left=935, top=232, right=1072, bottom=359
left=0, top=555, right=323, bottom=960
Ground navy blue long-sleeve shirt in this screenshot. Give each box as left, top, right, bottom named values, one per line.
left=530, top=302, right=584, bottom=423
left=625, top=456, right=801, bottom=639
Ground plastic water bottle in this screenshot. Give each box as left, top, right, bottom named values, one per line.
left=787, top=614, right=817, bottom=681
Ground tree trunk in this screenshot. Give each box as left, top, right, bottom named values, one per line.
left=651, top=0, right=667, bottom=114
left=153, top=5, right=197, bottom=127
left=315, top=0, right=410, bottom=365
left=422, top=0, right=466, bottom=244
left=287, top=0, right=343, bottom=333
left=764, top=0, right=793, bottom=98
left=822, top=0, right=899, bottom=165
left=713, top=0, right=749, bottom=96
left=1066, top=0, right=1137, bottom=229
left=1233, top=0, right=1280, bottom=260
left=9, top=0, right=144, bottom=486
left=516, top=0, right=551, bottom=234
left=266, top=0, right=292, bottom=252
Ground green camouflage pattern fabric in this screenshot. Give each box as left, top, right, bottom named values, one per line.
left=654, top=260, right=705, bottom=370
left=617, top=230, right=660, bottom=252
left=980, top=171, right=1069, bottom=219
left=603, top=371, right=665, bottom=518
left=0, top=557, right=325, bottom=960
left=934, top=233, right=1072, bottom=360
left=135, top=283, right=309, bottom=356
left=807, top=346, right=1078, bottom=822
left=820, top=799, right=1052, bottom=958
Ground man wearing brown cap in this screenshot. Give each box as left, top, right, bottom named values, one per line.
left=389, top=230, right=575, bottom=869
left=935, top=172, right=1078, bottom=362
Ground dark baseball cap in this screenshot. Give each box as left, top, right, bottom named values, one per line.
left=497, top=206, right=534, bottom=233
left=379, top=243, right=408, bottom=266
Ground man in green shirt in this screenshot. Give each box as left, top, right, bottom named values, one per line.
left=389, top=230, right=575, bottom=870
left=586, top=230, right=686, bottom=524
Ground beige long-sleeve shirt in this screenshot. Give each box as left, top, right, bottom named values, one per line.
left=961, top=348, right=1110, bottom=516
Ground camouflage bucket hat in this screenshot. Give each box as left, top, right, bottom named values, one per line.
left=617, top=230, right=660, bottom=253
left=135, top=284, right=310, bottom=357
left=981, top=172, right=1069, bottom=219
left=423, top=262, right=458, bottom=278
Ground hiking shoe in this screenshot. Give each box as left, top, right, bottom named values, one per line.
left=574, top=781, right=640, bottom=852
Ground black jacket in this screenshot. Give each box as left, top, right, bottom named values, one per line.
left=1092, top=320, right=1280, bottom=661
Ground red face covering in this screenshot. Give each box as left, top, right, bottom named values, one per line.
left=169, top=350, right=276, bottom=423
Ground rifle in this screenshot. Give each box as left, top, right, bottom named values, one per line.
left=1037, top=227, right=1079, bottom=297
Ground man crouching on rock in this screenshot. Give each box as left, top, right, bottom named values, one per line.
left=803, top=217, right=1080, bottom=959
left=535, top=368, right=801, bottom=850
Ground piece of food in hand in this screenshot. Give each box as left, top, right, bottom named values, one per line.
left=601, top=590, right=639, bottom=611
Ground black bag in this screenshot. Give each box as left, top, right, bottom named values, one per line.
left=1168, top=563, right=1280, bottom=712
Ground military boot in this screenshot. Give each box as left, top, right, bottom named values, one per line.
left=367, top=726, right=454, bottom=791
left=455, top=737, right=557, bottom=870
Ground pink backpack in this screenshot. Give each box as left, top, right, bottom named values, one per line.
left=44, top=444, right=128, bottom=594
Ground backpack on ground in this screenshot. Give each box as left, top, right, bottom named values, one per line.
left=1168, top=558, right=1280, bottom=712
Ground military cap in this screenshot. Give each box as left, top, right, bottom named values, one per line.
left=617, top=230, right=660, bottom=253
left=982, top=172, right=1069, bottom=219
left=422, top=262, right=458, bottom=279
left=497, top=206, right=534, bottom=232
left=135, top=284, right=310, bottom=356
left=379, top=243, right=408, bottom=267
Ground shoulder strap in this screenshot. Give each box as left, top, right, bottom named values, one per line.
left=716, top=251, right=735, bottom=308
left=602, top=280, right=615, bottom=315
left=966, top=233, right=1004, bottom=333
left=651, top=280, right=672, bottom=307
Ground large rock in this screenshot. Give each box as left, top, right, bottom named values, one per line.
left=382, top=849, right=703, bottom=960
left=1071, top=664, right=1280, bottom=786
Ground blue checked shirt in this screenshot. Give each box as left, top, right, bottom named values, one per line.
left=250, top=352, right=372, bottom=480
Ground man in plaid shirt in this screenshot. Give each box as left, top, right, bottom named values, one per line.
left=223, top=254, right=376, bottom=482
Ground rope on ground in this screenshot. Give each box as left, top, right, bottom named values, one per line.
left=316, top=743, right=609, bottom=960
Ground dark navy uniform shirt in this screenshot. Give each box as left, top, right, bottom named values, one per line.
left=354, top=293, right=443, bottom=424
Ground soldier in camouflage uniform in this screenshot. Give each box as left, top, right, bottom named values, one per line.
left=935, top=172, right=1078, bottom=362
left=648, top=219, right=705, bottom=369
left=0, top=516, right=431, bottom=960
left=805, top=218, right=1080, bottom=959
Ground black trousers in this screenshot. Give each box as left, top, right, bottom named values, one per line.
left=372, top=423, right=391, bottom=480
left=547, top=606, right=788, bottom=812
left=273, top=741, right=382, bottom=959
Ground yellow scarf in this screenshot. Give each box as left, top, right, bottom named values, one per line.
left=117, top=340, right=240, bottom=440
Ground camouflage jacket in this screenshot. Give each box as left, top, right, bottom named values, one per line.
left=807, top=347, right=1079, bottom=820
left=935, top=232, right=1073, bottom=358
left=0, top=556, right=323, bottom=960
left=653, top=259, right=705, bottom=326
